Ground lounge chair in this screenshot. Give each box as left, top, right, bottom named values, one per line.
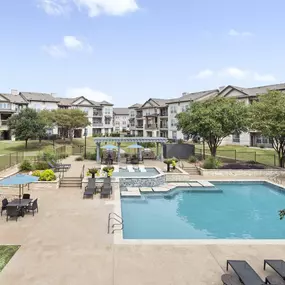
left=51, top=159, right=71, bottom=169
left=6, top=206, right=21, bottom=222
left=221, top=274, right=242, bottom=285
left=48, top=162, right=68, bottom=172
left=100, top=184, right=112, bottom=198
left=139, top=166, right=147, bottom=173
left=225, top=260, right=266, bottom=285
left=265, top=274, right=285, bottom=285
left=27, top=199, right=38, bottom=216
left=113, top=166, right=119, bottom=173
left=127, top=165, right=135, bottom=172
left=1, top=198, right=8, bottom=216
left=264, top=260, right=285, bottom=283
left=83, top=178, right=96, bottom=199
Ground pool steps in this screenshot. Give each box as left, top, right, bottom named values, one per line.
left=121, top=181, right=216, bottom=197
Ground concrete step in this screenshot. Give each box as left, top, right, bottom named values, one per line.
left=60, top=184, right=82, bottom=188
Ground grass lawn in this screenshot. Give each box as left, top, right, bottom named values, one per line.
left=0, top=140, right=55, bottom=155
left=0, top=245, right=20, bottom=272
left=195, top=144, right=278, bottom=166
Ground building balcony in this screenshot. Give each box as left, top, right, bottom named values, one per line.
left=144, top=112, right=159, bottom=117
left=160, top=124, right=168, bottom=129
left=160, top=112, right=168, bottom=117
left=93, top=112, right=103, bottom=117
left=0, top=120, right=9, bottom=130
left=136, top=125, right=143, bottom=129
left=136, top=113, right=143, bottom=118
left=93, top=123, right=103, bottom=127
left=145, top=124, right=158, bottom=129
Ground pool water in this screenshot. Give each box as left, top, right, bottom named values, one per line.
left=121, top=182, right=285, bottom=239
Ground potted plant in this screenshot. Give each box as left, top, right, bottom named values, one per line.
left=163, top=157, right=178, bottom=172
left=87, top=168, right=99, bottom=178
left=102, top=166, right=114, bottom=177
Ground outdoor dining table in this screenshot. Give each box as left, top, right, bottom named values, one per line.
left=7, top=199, right=33, bottom=217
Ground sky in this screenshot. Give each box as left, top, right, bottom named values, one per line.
left=0, top=0, right=285, bottom=107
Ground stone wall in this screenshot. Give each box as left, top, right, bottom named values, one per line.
left=119, top=175, right=165, bottom=188
left=165, top=173, right=191, bottom=182
left=29, top=180, right=59, bottom=190
left=199, top=167, right=285, bottom=177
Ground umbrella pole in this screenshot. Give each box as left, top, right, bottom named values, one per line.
left=19, top=185, right=21, bottom=200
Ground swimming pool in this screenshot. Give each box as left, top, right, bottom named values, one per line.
left=121, top=182, right=285, bottom=239
left=112, top=167, right=159, bottom=177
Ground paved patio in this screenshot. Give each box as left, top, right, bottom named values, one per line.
left=0, top=159, right=284, bottom=284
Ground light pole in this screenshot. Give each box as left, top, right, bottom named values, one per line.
left=84, top=128, right=87, bottom=159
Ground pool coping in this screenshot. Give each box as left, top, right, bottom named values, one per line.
left=113, top=178, right=285, bottom=245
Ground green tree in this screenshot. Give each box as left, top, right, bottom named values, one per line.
left=251, top=91, right=285, bottom=167
left=38, top=110, right=55, bottom=144
left=8, top=108, right=43, bottom=149
left=53, top=109, right=90, bottom=141
left=177, top=97, right=249, bottom=157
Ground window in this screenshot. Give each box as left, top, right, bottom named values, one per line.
left=123, top=121, right=126, bottom=125
left=172, top=131, right=177, bottom=139
left=170, top=106, right=177, bottom=114
left=171, top=119, right=176, bottom=127
left=256, top=135, right=270, bottom=144
left=105, top=107, right=111, bottom=115
left=0, top=103, right=10, bottom=109
left=232, top=133, right=240, bottom=143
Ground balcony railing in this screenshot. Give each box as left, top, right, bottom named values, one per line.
left=136, top=113, right=143, bottom=118
left=93, top=112, right=103, bottom=117
left=0, top=120, right=8, bottom=126
left=160, top=112, right=168, bottom=117
left=144, top=112, right=158, bottom=117
left=136, top=125, right=143, bottom=129
left=145, top=124, right=158, bottom=129
left=160, top=124, right=168, bottom=129
left=93, top=123, right=103, bottom=127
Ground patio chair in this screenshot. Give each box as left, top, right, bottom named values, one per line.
left=83, top=178, right=96, bottom=199
left=48, top=162, right=68, bottom=172
left=23, top=193, right=30, bottom=199
left=127, top=165, right=135, bottom=172
left=139, top=165, right=147, bottom=173
left=264, top=260, right=285, bottom=283
left=1, top=198, right=8, bottom=216
left=27, top=199, right=38, bottom=216
left=225, top=260, right=266, bottom=285
left=100, top=184, right=112, bottom=199
left=6, top=206, right=21, bottom=222
left=51, top=159, right=71, bottom=169
left=221, top=274, right=242, bottom=285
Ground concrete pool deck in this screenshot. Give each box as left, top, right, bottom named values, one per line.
left=1, top=158, right=285, bottom=284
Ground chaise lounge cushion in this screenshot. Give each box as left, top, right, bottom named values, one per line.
left=221, top=274, right=242, bottom=285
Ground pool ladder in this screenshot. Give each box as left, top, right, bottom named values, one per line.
left=108, top=212, right=124, bottom=234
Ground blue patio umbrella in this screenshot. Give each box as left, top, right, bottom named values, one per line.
left=101, top=144, right=118, bottom=150
left=0, top=174, right=39, bottom=199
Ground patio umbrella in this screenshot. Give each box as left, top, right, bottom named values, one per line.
left=101, top=145, right=118, bottom=150
left=127, top=144, right=144, bottom=161
left=0, top=174, right=39, bottom=200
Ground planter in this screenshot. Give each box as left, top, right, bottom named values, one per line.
left=29, top=179, right=59, bottom=189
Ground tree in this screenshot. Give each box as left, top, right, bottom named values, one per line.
left=38, top=110, right=55, bottom=144
left=251, top=91, right=285, bottom=167
left=176, top=97, right=249, bottom=156
left=8, top=108, right=43, bottom=149
left=53, top=109, right=90, bottom=141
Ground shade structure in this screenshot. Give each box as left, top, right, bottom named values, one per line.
left=127, top=144, right=144, bottom=149
left=0, top=174, right=39, bottom=199
left=101, top=145, right=118, bottom=150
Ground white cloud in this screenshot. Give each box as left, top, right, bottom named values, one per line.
left=43, top=36, right=92, bottom=57
left=192, top=67, right=276, bottom=83
left=195, top=69, right=213, bottom=79
left=38, top=0, right=139, bottom=16
left=229, top=29, right=253, bottom=37
left=66, top=87, right=112, bottom=102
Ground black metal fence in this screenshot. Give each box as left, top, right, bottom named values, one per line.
left=195, top=149, right=278, bottom=167
left=0, top=145, right=67, bottom=172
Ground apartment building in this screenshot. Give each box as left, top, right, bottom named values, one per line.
left=129, top=83, right=285, bottom=146
left=113, top=108, right=129, bottom=132
left=0, top=89, right=114, bottom=140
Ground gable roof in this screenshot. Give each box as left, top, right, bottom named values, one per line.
left=128, top=103, right=142, bottom=109
left=100, top=100, right=113, bottom=106
left=113, top=108, right=129, bottom=115
left=57, top=97, right=77, bottom=106
left=167, top=89, right=219, bottom=104
left=141, top=98, right=169, bottom=108
left=0, top=93, right=28, bottom=104
left=20, top=92, right=59, bottom=103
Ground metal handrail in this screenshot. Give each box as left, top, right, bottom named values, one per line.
left=108, top=212, right=124, bottom=234
left=80, top=165, right=85, bottom=189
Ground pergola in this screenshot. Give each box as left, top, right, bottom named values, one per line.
left=93, top=137, right=168, bottom=163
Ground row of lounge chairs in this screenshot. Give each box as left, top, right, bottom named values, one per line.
left=83, top=178, right=112, bottom=199
left=47, top=160, right=71, bottom=172
left=223, top=259, right=285, bottom=285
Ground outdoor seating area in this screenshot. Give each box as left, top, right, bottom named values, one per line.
left=1, top=195, right=38, bottom=222
left=223, top=259, right=285, bottom=285
left=83, top=177, right=112, bottom=199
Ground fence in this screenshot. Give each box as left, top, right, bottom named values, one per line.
left=195, top=149, right=278, bottom=167
left=0, top=145, right=67, bottom=173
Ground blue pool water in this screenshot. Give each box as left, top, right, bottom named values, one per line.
left=112, top=167, right=159, bottom=177
left=121, top=182, right=285, bottom=239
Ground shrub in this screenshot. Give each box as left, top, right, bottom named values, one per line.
left=33, top=161, right=49, bottom=170
left=202, top=157, right=222, bottom=169
left=32, top=170, right=41, bottom=177
left=103, top=166, right=114, bottom=173
left=259, top=144, right=265, bottom=149
left=246, top=160, right=258, bottom=164
left=42, top=150, right=56, bottom=162
left=85, top=152, right=97, bottom=160
left=39, top=169, right=56, bottom=181
left=177, top=139, right=184, bottom=144
left=19, top=160, right=33, bottom=171
left=75, top=156, right=84, bottom=161
left=58, top=153, right=69, bottom=159
left=188, top=156, right=197, bottom=163
left=87, top=168, right=99, bottom=178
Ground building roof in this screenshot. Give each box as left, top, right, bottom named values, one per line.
left=20, top=92, right=59, bottom=103
left=100, top=100, right=113, bottom=106
left=0, top=93, right=28, bottom=104
left=167, top=89, right=219, bottom=104
left=231, top=83, right=285, bottom=97
left=113, top=108, right=129, bottom=115
left=57, top=97, right=77, bottom=106
left=94, top=137, right=168, bottom=143
left=128, top=103, right=142, bottom=109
